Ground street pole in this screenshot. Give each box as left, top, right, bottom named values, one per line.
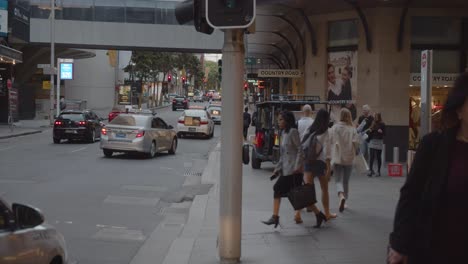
left=219, top=29, right=244, bottom=263
left=56, top=58, right=60, bottom=117
left=49, top=0, right=55, bottom=124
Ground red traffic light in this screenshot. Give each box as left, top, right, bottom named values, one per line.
left=168, top=75, right=172, bottom=82
left=244, top=83, right=248, bottom=90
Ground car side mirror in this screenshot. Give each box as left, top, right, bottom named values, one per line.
left=168, top=125, right=174, bottom=129
left=12, top=203, right=44, bottom=229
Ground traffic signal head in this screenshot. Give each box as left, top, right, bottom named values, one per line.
left=175, top=0, right=214, bottom=35
left=244, top=82, right=248, bottom=91
left=206, top=0, right=256, bottom=29
left=168, top=75, right=172, bottom=82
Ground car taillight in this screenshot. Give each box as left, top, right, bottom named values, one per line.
left=178, top=120, right=185, bottom=124
left=255, top=132, right=264, bottom=148
left=183, top=100, right=188, bottom=103
left=173, top=99, right=177, bottom=103
left=101, top=128, right=107, bottom=135
left=200, top=120, right=208, bottom=125
left=79, top=121, right=87, bottom=126
left=54, top=121, right=62, bottom=126
left=136, top=130, right=145, bottom=138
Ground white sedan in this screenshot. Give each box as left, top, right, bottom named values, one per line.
left=0, top=198, right=70, bottom=264
left=177, top=109, right=215, bottom=138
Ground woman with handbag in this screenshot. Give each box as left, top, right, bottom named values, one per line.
left=365, top=113, right=385, bottom=177
left=262, top=111, right=304, bottom=228
left=303, top=109, right=336, bottom=227
left=388, top=73, right=468, bottom=264
left=329, top=108, right=359, bottom=212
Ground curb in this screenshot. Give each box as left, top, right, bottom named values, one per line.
left=0, top=130, right=42, bottom=139
left=162, top=142, right=220, bottom=264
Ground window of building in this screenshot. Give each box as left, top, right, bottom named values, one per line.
left=410, top=50, right=460, bottom=73
left=126, top=0, right=155, bottom=24
left=61, top=0, right=93, bottom=21
left=94, top=0, right=125, bottom=23
left=328, top=19, right=359, bottom=48
left=411, top=17, right=461, bottom=45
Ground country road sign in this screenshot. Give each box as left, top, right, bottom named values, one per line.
left=258, top=69, right=303, bottom=78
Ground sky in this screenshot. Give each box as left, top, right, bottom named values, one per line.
left=204, top=53, right=222, bottom=62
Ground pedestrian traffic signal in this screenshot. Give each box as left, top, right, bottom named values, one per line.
left=206, top=0, right=256, bottom=29
left=182, top=76, right=186, bottom=84
left=218, top=59, right=222, bottom=82
left=175, top=0, right=214, bottom=35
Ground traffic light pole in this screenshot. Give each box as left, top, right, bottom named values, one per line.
left=219, top=29, right=244, bottom=263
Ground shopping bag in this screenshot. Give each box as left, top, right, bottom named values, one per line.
left=354, top=154, right=369, bottom=174
left=287, top=183, right=317, bottom=211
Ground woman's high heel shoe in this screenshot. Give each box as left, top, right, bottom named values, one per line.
left=262, top=215, right=280, bottom=228
left=313, top=212, right=327, bottom=228
left=367, top=171, right=374, bottom=177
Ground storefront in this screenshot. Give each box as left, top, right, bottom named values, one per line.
left=0, top=45, right=23, bottom=123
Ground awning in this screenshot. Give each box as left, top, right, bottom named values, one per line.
left=0, top=45, right=23, bottom=64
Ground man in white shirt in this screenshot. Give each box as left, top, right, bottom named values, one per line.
left=298, top=104, right=314, bottom=141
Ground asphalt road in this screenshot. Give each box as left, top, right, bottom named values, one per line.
left=0, top=102, right=220, bottom=264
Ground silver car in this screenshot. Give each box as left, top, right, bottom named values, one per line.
left=0, top=198, right=69, bottom=264
left=206, top=105, right=221, bottom=124
left=100, top=114, right=178, bottom=158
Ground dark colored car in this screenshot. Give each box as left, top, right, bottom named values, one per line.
left=172, top=96, right=189, bottom=111
left=249, top=96, right=327, bottom=169
left=53, top=110, right=104, bottom=144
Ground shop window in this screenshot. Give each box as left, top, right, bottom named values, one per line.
left=328, top=19, right=359, bottom=47
left=411, top=17, right=460, bottom=45
left=410, top=50, right=460, bottom=73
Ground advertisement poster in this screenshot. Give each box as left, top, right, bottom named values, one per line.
left=327, top=51, right=358, bottom=122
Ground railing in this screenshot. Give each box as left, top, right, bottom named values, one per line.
left=270, top=94, right=321, bottom=102
left=29, top=0, right=190, bottom=25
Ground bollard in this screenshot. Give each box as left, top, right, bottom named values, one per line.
left=393, top=147, right=399, bottom=163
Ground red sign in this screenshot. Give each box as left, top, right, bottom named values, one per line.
left=7, top=79, right=12, bottom=89
left=421, top=53, right=427, bottom=68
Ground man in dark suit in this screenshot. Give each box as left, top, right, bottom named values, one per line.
left=243, top=107, right=251, bottom=140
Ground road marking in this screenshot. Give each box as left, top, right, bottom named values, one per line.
left=0, top=146, right=14, bottom=151
left=71, top=147, right=87, bottom=153
left=0, top=179, right=36, bottom=184
left=103, top=195, right=160, bottom=206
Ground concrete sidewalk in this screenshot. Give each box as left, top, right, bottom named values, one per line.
left=0, top=119, right=50, bottom=139
left=163, top=143, right=407, bottom=264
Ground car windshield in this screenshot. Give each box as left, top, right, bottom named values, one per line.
left=207, top=107, right=221, bottom=115
left=60, top=113, right=85, bottom=121
left=110, top=115, right=148, bottom=127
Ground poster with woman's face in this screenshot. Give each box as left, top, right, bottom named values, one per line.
left=327, top=51, right=358, bottom=122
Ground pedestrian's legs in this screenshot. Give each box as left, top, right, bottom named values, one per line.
left=304, top=172, right=320, bottom=214
left=317, top=173, right=336, bottom=219
left=368, top=148, right=376, bottom=175
left=342, top=165, right=353, bottom=199
left=376, top=149, right=382, bottom=175
left=334, top=165, right=345, bottom=196
left=360, top=139, right=369, bottom=161
left=243, top=126, right=248, bottom=140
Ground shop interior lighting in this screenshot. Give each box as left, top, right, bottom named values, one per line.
left=0, top=57, right=3, bottom=61
left=409, top=85, right=413, bottom=87
left=12, top=60, right=15, bottom=65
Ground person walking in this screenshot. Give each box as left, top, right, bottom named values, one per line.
left=262, top=111, right=304, bottom=227
left=243, top=107, right=251, bottom=140
left=330, top=108, right=359, bottom=212
left=357, top=105, right=374, bottom=162
left=297, top=104, right=314, bottom=141
left=366, top=113, right=386, bottom=177
left=388, top=72, right=468, bottom=264
left=302, top=109, right=336, bottom=228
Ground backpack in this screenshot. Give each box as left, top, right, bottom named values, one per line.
left=301, top=131, right=323, bottom=162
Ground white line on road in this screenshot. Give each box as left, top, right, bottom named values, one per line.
left=0, top=146, right=14, bottom=151
left=71, top=147, right=87, bottom=153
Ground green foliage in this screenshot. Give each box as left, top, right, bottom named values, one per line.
left=205, top=61, right=219, bottom=90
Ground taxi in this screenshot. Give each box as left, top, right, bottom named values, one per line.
left=0, top=198, right=69, bottom=264
left=177, top=108, right=215, bottom=138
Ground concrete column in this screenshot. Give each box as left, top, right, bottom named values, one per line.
left=219, top=29, right=244, bottom=263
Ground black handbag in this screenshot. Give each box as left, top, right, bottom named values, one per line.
left=287, top=175, right=317, bottom=211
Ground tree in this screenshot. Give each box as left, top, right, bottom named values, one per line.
left=174, top=53, right=202, bottom=95
left=205, top=61, right=219, bottom=90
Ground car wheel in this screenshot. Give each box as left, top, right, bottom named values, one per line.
left=103, top=149, right=113, bottom=158
left=89, top=130, right=96, bottom=143
left=251, top=148, right=261, bottom=169
left=53, top=138, right=61, bottom=144
left=168, top=138, right=177, bottom=154
left=147, top=141, right=157, bottom=158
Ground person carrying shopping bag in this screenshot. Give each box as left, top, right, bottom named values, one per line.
left=330, top=108, right=359, bottom=212
left=262, top=111, right=304, bottom=227
left=365, top=113, right=386, bottom=177
left=302, top=109, right=336, bottom=228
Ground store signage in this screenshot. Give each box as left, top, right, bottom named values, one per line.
left=258, top=69, right=303, bottom=78
left=0, top=0, right=7, bottom=37
left=42, top=80, right=51, bottom=90
left=60, top=63, right=73, bottom=80
left=410, top=73, right=458, bottom=86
